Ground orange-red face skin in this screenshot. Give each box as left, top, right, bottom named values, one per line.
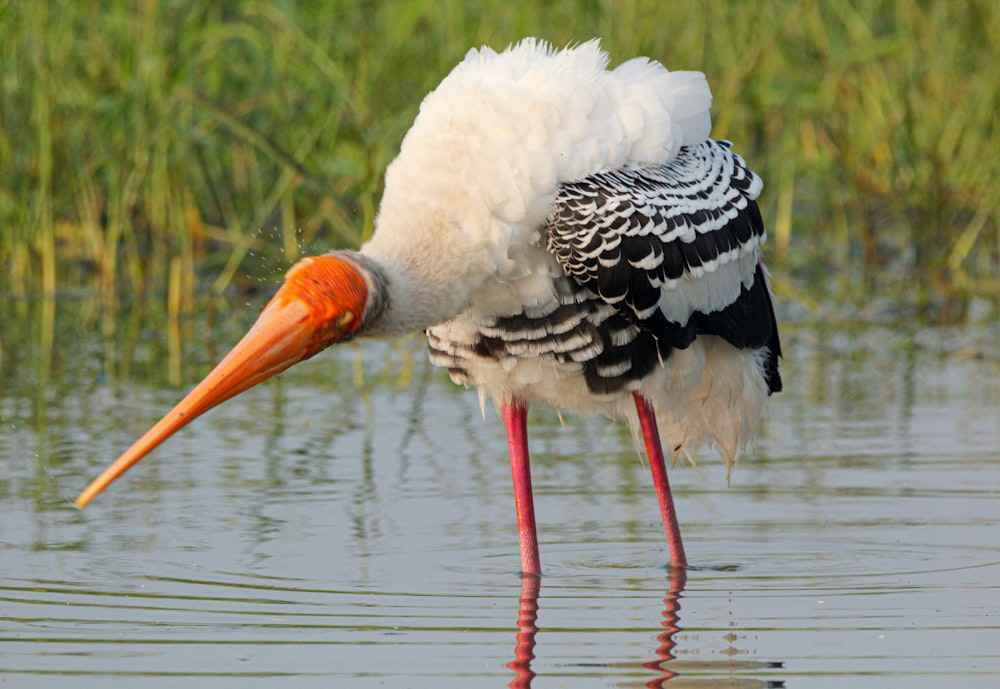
left=75, top=253, right=369, bottom=508
left=278, top=254, right=369, bottom=360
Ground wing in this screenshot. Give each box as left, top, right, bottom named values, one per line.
left=545, top=139, right=781, bottom=392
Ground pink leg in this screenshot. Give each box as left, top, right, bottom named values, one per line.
left=633, top=392, right=688, bottom=567
left=502, top=402, right=542, bottom=576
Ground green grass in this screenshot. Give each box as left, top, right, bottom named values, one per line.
left=1, top=0, right=997, bottom=320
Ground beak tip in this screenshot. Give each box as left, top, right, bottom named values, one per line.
left=75, top=479, right=107, bottom=509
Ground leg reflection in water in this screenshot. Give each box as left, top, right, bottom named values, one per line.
left=643, top=566, right=688, bottom=687
left=507, top=575, right=541, bottom=689
left=504, top=567, right=688, bottom=689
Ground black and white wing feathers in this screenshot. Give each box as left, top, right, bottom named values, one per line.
left=545, top=139, right=782, bottom=393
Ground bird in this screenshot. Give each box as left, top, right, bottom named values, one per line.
left=76, top=39, right=781, bottom=576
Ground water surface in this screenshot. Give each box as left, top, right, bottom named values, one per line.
left=1, top=296, right=998, bottom=687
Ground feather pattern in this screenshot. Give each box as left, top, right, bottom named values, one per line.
left=545, top=139, right=765, bottom=338
left=426, top=138, right=780, bottom=468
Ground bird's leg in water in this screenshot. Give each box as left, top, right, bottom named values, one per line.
left=502, top=402, right=542, bottom=576
left=633, top=393, right=688, bottom=568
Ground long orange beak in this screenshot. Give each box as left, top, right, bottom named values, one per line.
left=76, top=254, right=368, bottom=508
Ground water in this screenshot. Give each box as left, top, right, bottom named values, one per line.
left=1, top=296, right=998, bottom=687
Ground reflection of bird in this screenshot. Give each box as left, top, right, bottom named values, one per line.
left=76, top=39, right=781, bottom=575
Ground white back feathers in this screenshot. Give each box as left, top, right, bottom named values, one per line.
left=403, top=39, right=713, bottom=213
left=365, top=39, right=715, bottom=334
left=447, top=38, right=713, bottom=172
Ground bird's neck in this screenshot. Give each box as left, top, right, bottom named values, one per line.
left=344, top=242, right=491, bottom=339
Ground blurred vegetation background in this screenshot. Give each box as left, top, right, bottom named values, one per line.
left=2, top=0, right=998, bottom=322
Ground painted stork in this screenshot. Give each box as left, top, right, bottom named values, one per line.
left=76, top=39, right=781, bottom=575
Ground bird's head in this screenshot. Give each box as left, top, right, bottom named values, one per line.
left=75, top=253, right=371, bottom=508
